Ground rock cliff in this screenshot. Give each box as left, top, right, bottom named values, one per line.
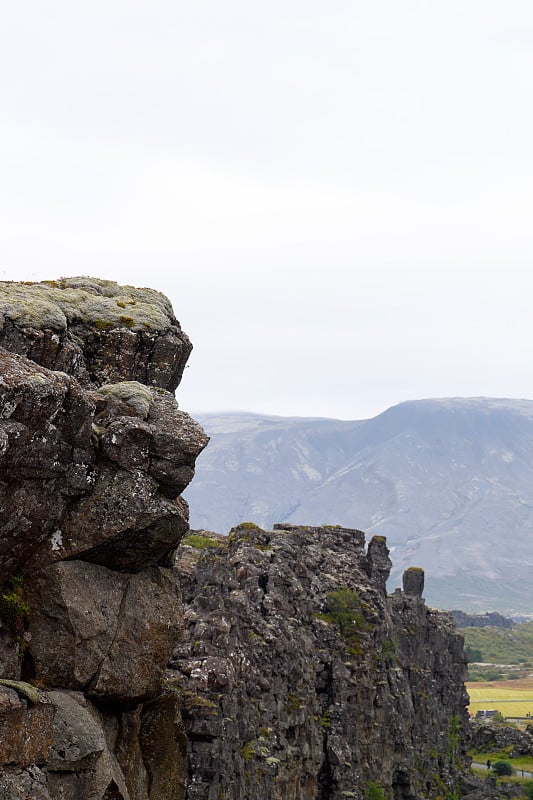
left=0, top=278, right=208, bottom=798
left=0, top=278, right=471, bottom=800
left=170, top=523, right=470, bottom=800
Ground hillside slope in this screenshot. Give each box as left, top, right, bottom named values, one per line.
left=185, top=399, right=533, bottom=613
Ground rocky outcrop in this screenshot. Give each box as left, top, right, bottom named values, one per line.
left=450, top=611, right=514, bottom=629
left=470, top=719, right=533, bottom=757
left=0, top=277, right=191, bottom=389
left=0, top=278, right=208, bottom=799
left=0, top=277, right=472, bottom=800
left=169, top=523, right=470, bottom=800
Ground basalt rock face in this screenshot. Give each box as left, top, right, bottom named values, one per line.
left=0, top=278, right=208, bottom=799
left=470, top=720, right=533, bottom=757
left=169, top=523, right=469, bottom=800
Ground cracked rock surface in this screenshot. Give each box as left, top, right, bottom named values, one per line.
left=169, top=523, right=470, bottom=800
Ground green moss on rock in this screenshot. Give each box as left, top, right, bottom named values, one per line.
left=182, top=534, right=223, bottom=550
left=0, top=277, right=175, bottom=333
left=97, top=381, right=154, bottom=419
left=0, top=679, right=42, bottom=705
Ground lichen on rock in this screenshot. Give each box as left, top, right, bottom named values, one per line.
left=0, top=278, right=174, bottom=333
left=0, top=277, right=192, bottom=390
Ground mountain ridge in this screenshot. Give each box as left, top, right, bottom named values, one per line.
left=185, top=397, right=533, bottom=613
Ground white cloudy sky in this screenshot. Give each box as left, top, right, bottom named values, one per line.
left=1, top=1, right=532, bottom=419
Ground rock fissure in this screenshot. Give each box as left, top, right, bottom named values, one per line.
left=88, top=575, right=132, bottom=700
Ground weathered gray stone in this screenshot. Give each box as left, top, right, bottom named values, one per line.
left=26, top=562, right=181, bottom=702
left=57, top=466, right=190, bottom=571
left=366, top=534, right=392, bottom=592
left=0, top=279, right=201, bottom=797
left=403, top=566, right=425, bottom=597
left=0, top=685, right=53, bottom=767
left=140, top=691, right=188, bottom=800
left=46, top=695, right=131, bottom=800
left=47, top=691, right=106, bottom=772
left=25, top=562, right=127, bottom=691
left=89, top=567, right=182, bottom=702
left=0, top=765, right=51, bottom=799
left=0, top=350, right=95, bottom=583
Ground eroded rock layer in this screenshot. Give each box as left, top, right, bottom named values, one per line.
left=170, top=523, right=469, bottom=800
left=0, top=278, right=208, bottom=799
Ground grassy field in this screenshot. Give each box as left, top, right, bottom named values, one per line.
left=461, top=622, right=533, bottom=664
left=467, top=678, right=533, bottom=718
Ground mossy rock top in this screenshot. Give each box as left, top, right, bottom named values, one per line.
left=0, top=277, right=176, bottom=333
left=97, top=381, right=154, bottom=419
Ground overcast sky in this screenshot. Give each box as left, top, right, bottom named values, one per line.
left=1, top=1, right=532, bottom=419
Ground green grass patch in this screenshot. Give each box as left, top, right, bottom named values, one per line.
left=470, top=750, right=533, bottom=773
left=467, top=680, right=533, bottom=718
left=181, top=534, right=222, bottom=549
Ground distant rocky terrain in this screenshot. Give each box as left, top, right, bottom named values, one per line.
left=185, top=402, right=533, bottom=613
left=451, top=611, right=514, bottom=629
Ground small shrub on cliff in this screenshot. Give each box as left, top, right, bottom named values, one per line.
left=0, top=575, right=29, bottom=635
left=447, top=714, right=461, bottom=767
left=364, top=781, right=386, bottom=800
left=321, top=710, right=332, bottom=730
left=323, top=588, right=365, bottom=637
left=382, top=638, right=396, bottom=661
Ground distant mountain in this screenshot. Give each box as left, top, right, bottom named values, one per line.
left=184, top=398, right=533, bottom=614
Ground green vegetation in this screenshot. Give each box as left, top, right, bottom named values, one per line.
left=322, top=588, right=366, bottom=637
left=94, top=318, right=113, bottom=330
left=181, top=534, right=222, bottom=549
left=242, top=741, right=257, bottom=760
left=318, top=587, right=369, bottom=657
left=287, top=695, right=303, bottom=711
left=493, top=760, right=513, bottom=776
left=182, top=690, right=218, bottom=714
left=465, top=645, right=483, bottom=663
left=461, top=622, right=533, bottom=664
left=364, top=781, right=386, bottom=800
left=0, top=575, right=29, bottom=636
left=447, top=714, right=461, bottom=767
left=467, top=678, right=533, bottom=717
left=321, top=710, right=332, bottom=730
left=382, top=639, right=396, bottom=661
left=0, top=679, right=41, bottom=704
left=0, top=279, right=173, bottom=333
left=469, top=749, right=533, bottom=773
left=97, top=381, right=153, bottom=419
